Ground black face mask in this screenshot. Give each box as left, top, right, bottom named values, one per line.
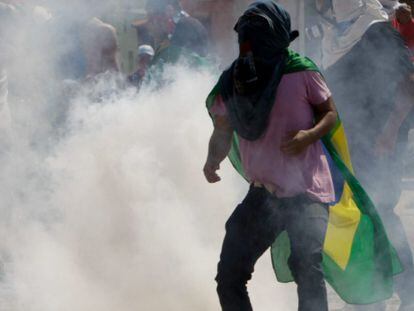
left=233, top=15, right=281, bottom=96
left=233, top=41, right=259, bottom=96
left=236, top=15, right=279, bottom=59
left=218, top=1, right=299, bottom=141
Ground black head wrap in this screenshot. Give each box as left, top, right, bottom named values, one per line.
left=219, top=1, right=299, bottom=141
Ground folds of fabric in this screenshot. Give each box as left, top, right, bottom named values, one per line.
left=206, top=49, right=402, bottom=304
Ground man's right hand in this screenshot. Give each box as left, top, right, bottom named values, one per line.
left=204, top=114, right=233, bottom=184
left=203, top=161, right=221, bottom=183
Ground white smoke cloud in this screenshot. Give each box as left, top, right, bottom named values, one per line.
left=0, top=0, right=309, bottom=309
left=0, top=61, right=299, bottom=310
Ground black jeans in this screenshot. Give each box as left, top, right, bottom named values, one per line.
left=216, top=186, right=329, bottom=311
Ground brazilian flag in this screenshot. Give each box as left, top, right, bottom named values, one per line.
left=206, top=49, right=402, bottom=304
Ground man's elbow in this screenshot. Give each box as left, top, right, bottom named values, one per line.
left=326, top=97, right=338, bottom=121
left=331, top=109, right=338, bottom=122
left=323, top=105, right=338, bottom=132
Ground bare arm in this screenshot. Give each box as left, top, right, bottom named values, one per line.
left=203, top=115, right=233, bottom=183
left=310, top=97, right=338, bottom=140
left=84, top=22, right=119, bottom=76
left=375, top=73, right=414, bottom=155
left=101, top=25, right=120, bottom=73
left=281, top=97, right=338, bottom=155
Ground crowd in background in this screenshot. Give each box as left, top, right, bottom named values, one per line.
left=1, top=1, right=414, bottom=310
left=1, top=0, right=413, bottom=113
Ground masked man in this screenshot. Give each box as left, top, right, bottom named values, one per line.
left=204, top=2, right=339, bottom=310
left=311, top=0, right=414, bottom=310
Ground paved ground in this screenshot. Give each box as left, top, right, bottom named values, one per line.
left=329, top=293, right=400, bottom=311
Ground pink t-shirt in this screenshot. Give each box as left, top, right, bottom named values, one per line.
left=211, top=71, right=335, bottom=203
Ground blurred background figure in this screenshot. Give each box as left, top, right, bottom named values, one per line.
left=130, top=0, right=255, bottom=65
left=44, top=0, right=122, bottom=118
left=308, top=0, right=414, bottom=310
left=52, top=0, right=120, bottom=82
left=127, top=44, right=154, bottom=89
left=393, top=0, right=414, bottom=61
left=83, top=18, right=120, bottom=78
left=380, top=0, right=400, bottom=15
left=143, top=0, right=208, bottom=63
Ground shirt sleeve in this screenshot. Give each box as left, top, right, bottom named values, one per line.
left=305, top=71, right=332, bottom=106
left=209, top=95, right=228, bottom=117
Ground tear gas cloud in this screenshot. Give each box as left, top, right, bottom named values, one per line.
left=0, top=1, right=299, bottom=310
left=0, top=62, right=298, bottom=311
left=2, top=1, right=413, bottom=310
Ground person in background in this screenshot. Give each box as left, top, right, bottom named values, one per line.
left=53, top=1, right=119, bottom=81
left=380, top=0, right=400, bottom=15
left=43, top=1, right=121, bottom=128
left=127, top=45, right=155, bottom=89
left=82, top=17, right=119, bottom=78
left=311, top=0, right=414, bottom=310
left=393, top=0, right=414, bottom=60
left=144, top=0, right=208, bottom=63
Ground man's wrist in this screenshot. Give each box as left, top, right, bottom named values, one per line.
left=304, top=129, right=318, bottom=145
left=206, top=156, right=221, bottom=168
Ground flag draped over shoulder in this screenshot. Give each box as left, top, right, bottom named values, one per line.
left=206, top=49, right=402, bottom=304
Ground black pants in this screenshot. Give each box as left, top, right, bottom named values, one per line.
left=216, top=186, right=329, bottom=311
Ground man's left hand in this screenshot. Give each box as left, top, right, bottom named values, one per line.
left=281, top=130, right=313, bottom=156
